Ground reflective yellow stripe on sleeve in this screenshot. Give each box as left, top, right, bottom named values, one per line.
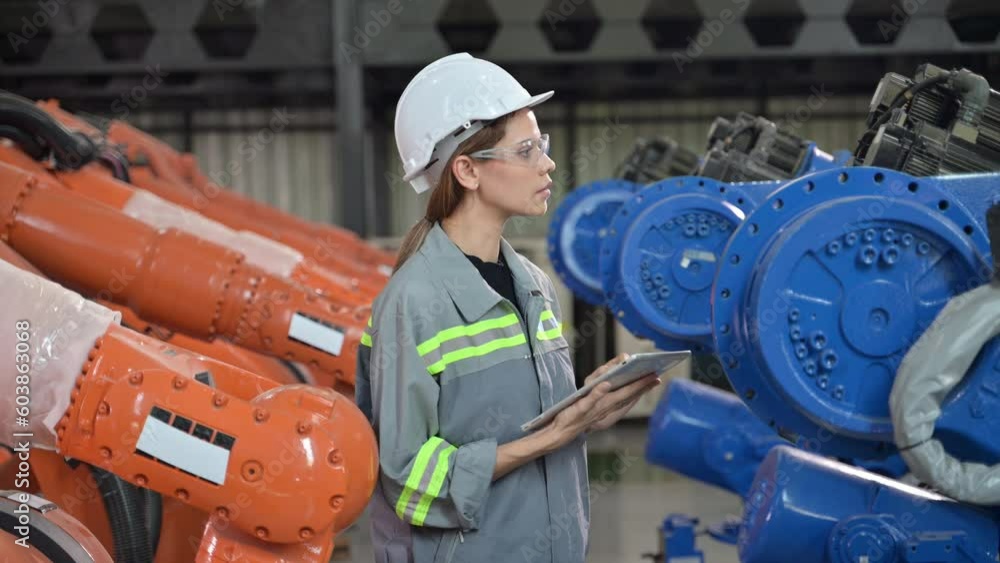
left=395, top=436, right=457, bottom=525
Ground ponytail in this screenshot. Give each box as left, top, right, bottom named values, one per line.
left=392, top=113, right=514, bottom=274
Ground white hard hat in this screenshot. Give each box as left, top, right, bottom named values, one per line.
left=394, top=53, right=554, bottom=194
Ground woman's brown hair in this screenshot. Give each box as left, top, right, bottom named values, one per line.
left=392, top=113, right=513, bottom=274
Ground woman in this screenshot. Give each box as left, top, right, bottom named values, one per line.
left=356, top=53, right=661, bottom=563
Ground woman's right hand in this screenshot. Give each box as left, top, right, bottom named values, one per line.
left=543, top=353, right=660, bottom=447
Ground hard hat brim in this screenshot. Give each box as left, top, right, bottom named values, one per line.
left=401, top=90, right=555, bottom=183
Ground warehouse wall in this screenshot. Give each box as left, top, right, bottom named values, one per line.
left=127, top=95, right=871, bottom=238
left=130, top=108, right=342, bottom=226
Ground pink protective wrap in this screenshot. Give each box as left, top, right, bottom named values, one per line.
left=0, top=259, right=120, bottom=449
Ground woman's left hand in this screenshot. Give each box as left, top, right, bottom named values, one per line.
left=580, top=358, right=662, bottom=432
left=586, top=387, right=653, bottom=431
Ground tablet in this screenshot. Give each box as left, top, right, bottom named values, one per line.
left=520, top=350, right=690, bottom=432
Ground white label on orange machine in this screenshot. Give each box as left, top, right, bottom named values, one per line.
left=136, top=417, right=230, bottom=485
left=288, top=313, right=345, bottom=356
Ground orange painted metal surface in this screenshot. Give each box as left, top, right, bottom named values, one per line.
left=0, top=162, right=363, bottom=389
left=56, top=323, right=378, bottom=546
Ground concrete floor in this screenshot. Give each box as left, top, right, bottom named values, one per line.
left=340, top=422, right=742, bottom=563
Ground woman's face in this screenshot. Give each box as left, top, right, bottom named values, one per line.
left=473, top=109, right=556, bottom=218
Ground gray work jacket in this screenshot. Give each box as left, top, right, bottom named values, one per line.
left=356, top=222, right=589, bottom=563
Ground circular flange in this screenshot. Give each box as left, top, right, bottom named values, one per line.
left=713, top=167, right=991, bottom=459
left=598, top=175, right=761, bottom=351
left=547, top=179, right=639, bottom=306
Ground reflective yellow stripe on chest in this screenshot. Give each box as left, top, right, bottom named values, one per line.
left=418, top=313, right=527, bottom=375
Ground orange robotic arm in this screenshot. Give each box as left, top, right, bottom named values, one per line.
left=0, top=259, right=378, bottom=562
left=32, top=100, right=395, bottom=283
left=0, top=144, right=380, bottom=306
left=0, top=161, right=363, bottom=391
left=102, top=118, right=396, bottom=269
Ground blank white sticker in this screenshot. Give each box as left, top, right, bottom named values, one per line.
left=136, top=417, right=229, bottom=485
left=289, top=313, right=345, bottom=356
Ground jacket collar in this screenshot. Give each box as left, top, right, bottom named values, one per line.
left=417, top=222, right=552, bottom=323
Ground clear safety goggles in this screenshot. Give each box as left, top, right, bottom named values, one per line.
left=468, top=133, right=551, bottom=167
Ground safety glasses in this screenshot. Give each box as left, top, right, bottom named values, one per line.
left=468, top=133, right=550, bottom=167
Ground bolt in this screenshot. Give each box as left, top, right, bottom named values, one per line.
left=653, top=274, right=664, bottom=286
left=297, top=421, right=313, bottom=435
left=128, top=372, right=143, bottom=386
left=683, top=224, right=696, bottom=237
left=644, top=281, right=654, bottom=291
left=686, top=214, right=696, bottom=223
left=817, top=376, right=829, bottom=390
left=795, top=343, right=808, bottom=359
left=253, top=408, right=270, bottom=423
left=917, top=241, right=931, bottom=255
left=300, top=528, right=314, bottom=540
left=882, top=228, right=896, bottom=243
left=328, top=449, right=343, bottom=466
left=697, top=224, right=710, bottom=237
left=330, top=495, right=345, bottom=510
left=255, top=527, right=268, bottom=540
left=863, top=228, right=876, bottom=242
left=789, top=324, right=802, bottom=341
left=881, top=246, right=900, bottom=266
left=99, top=447, right=111, bottom=459
left=803, top=359, right=817, bottom=376
left=241, top=461, right=264, bottom=482
left=215, top=507, right=229, bottom=519
left=658, top=286, right=671, bottom=298
left=97, top=402, right=110, bottom=416
left=665, top=220, right=674, bottom=230
left=901, top=233, right=914, bottom=247
left=826, top=240, right=841, bottom=256
left=212, top=394, right=229, bottom=408
left=173, top=376, right=187, bottom=390
left=821, top=350, right=839, bottom=370
left=641, top=270, right=651, bottom=281
left=176, top=489, right=189, bottom=501
left=788, top=309, right=800, bottom=322
left=845, top=233, right=858, bottom=247
left=810, top=331, right=827, bottom=351
left=641, top=261, right=649, bottom=270
left=135, top=474, right=148, bottom=486
left=697, top=213, right=707, bottom=223
left=858, top=245, right=877, bottom=265
left=832, top=385, right=845, bottom=400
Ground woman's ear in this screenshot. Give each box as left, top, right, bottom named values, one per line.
left=451, top=155, right=481, bottom=191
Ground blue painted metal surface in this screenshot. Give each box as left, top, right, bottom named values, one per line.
left=646, top=378, right=783, bottom=496
left=660, top=514, right=705, bottom=563
left=599, top=176, right=780, bottom=351
left=547, top=179, right=640, bottom=305
left=741, top=446, right=999, bottom=563
left=647, top=378, right=907, bottom=496
left=712, top=167, right=997, bottom=459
